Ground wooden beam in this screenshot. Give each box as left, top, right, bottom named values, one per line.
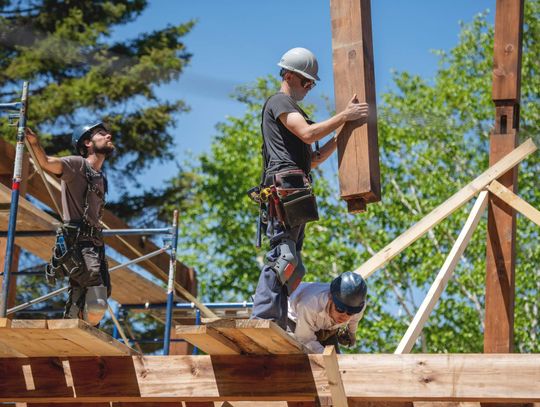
left=175, top=325, right=241, bottom=355
left=1, top=354, right=540, bottom=402
left=0, top=319, right=136, bottom=357
left=395, top=191, right=489, bottom=354
left=485, top=0, right=524, bottom=354
left=178, top=319, right=308, bottom=355
left=322, top=346, right=347, bottom=407
left=492, top=0, right=524, bottom=102
left=330, top=0, right=381, bottom=209
left=353, top=138, right=536, bottom=279
left=487, top=180, right=540, bottom=228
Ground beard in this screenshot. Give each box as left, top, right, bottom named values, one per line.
left=92, top=141, right=115, bottom=158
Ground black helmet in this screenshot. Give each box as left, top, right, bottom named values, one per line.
left=330, top=271, right=367, bottom=314
left=71, top=122, right=107, bottom=156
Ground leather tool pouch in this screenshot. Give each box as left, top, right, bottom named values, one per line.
left=274, top=170, right=319, bottom=228
left=45, top=225, right=86, bottom=285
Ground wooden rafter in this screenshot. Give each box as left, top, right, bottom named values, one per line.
left=354, top=138, right=536, bottom=279
left=395, top=191, right=489, bottom=354
left=487, top=180, right=540, bottom=227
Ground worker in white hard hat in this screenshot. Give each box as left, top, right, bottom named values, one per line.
left=251, top=47, right=369, bottom=329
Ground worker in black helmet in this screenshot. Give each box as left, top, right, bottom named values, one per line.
left=287, top=271, right=367, bottom=353
left=25, top=123, right=114, bottom=326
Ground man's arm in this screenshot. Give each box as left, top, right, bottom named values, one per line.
left=25, top=128, right=64, bottom=175
left=294, top=305, right=325, bottom=354
left=311, top=134, right=338, bottom=169
left=279, top=95, right=368, bottom=145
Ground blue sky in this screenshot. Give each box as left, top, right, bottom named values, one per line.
left=113, top=0, right=495, bottom=193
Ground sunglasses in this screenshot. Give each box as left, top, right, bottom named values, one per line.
left=335, top=302, right=363, bottom=316
left=293, top=72, right=316, bottom=90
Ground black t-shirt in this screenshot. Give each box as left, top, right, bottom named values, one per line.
left=261, top=93, right=312, bottom=178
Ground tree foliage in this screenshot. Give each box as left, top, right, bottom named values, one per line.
left=163, top=2, right=540, bottom=353
left=0, top=0, right=193, bottom=185
left=0, top=0, right=194, bottom=353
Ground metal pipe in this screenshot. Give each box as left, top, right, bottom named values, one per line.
left=193, top=308, right=201, bottom=355
left=112, top=304, right=121, bottom=339
left=108, top=245, right=170, bottom=272
left=0, top=271, right=42, bottom=276
left=7, top=286, right=68, bottom=315
left=1, top=82, right=29, bottom=317
left=122, top=301, right=253, bottom=310
left=0, top=227, right=172, bottom=238
left=0, top=102, right=21, bottom=112
left=163, top=210, right=179, bottom=355
left=6, top=245, right=169, bottom=315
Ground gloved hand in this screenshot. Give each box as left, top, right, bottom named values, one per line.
left=337, top=327, right=356, bottom=347
left=44, top=263, right=56, bottom=285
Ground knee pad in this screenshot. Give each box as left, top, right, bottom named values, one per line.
left=270, top=239, right=298, bottom=285
left=285, top=252, right=306, bottom=295
left=84, top=285, right=108, bottom=325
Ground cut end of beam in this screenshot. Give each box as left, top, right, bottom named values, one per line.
left=347, top=198, right=367, bottom=214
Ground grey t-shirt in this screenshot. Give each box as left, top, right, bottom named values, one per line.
left=60, top=156, right=106, bottom=229
left=261, top=93, right=312, bottom=179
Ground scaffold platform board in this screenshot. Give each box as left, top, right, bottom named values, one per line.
left=0, top=319, right=137, bottom=357
left=176, top=318, right=309, bottom=355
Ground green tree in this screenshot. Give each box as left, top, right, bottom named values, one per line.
left=0, top=0, right=194, bottom=353
left=0, top=0, right=193, bottom=183
left=164, top=1, right=540, bottom=353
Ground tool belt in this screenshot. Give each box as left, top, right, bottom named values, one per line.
left=44, top=222, right=101, bottom=285
left=273, top=169, right=319, bottom=228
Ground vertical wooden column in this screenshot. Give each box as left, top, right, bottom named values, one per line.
left=0, top=152, right=30, bottom=315
left=484, top=0, right=524, bottom=353
left=330, top=0, right=380, bottom=213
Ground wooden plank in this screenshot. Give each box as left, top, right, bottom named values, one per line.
left=395, top=192, right=488, bottom=354
left=47, top=319, right=137, bottom=356
left=353, top=138, right=536, bottom=279
left=331, top=0, right=381, bottom=207
left=322, top=346, right=347, bottom=407
left=175, top=325, right=241, bottom=355
left=0, top=319, right=136, bottom=357
left=487, top=180, right=540, bottom=227
left=0, top=182, right=59, bottom=232
left=492, top=0, right=524, bottom=101
left=0, top=354, right=540, bottom=402
left=202, top=319, right=309, bottom=355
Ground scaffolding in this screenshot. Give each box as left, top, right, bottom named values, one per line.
left=0, top=82, right=227, bottom=355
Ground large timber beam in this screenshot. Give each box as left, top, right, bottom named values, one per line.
left=485, top=0, right=524, bottom=354
left=330, top=0, right=381, bottom=212
left=0, top=354, right=539, bottom=403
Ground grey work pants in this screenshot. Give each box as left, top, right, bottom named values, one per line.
left=64, top=242, right=111, bottom=320
left=251, top=219, right=305, bottom=330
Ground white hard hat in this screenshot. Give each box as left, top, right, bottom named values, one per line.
left=277, top=47, right=320, bottom=81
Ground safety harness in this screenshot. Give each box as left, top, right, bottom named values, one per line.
left=45, top=161, right=107, bottom=285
